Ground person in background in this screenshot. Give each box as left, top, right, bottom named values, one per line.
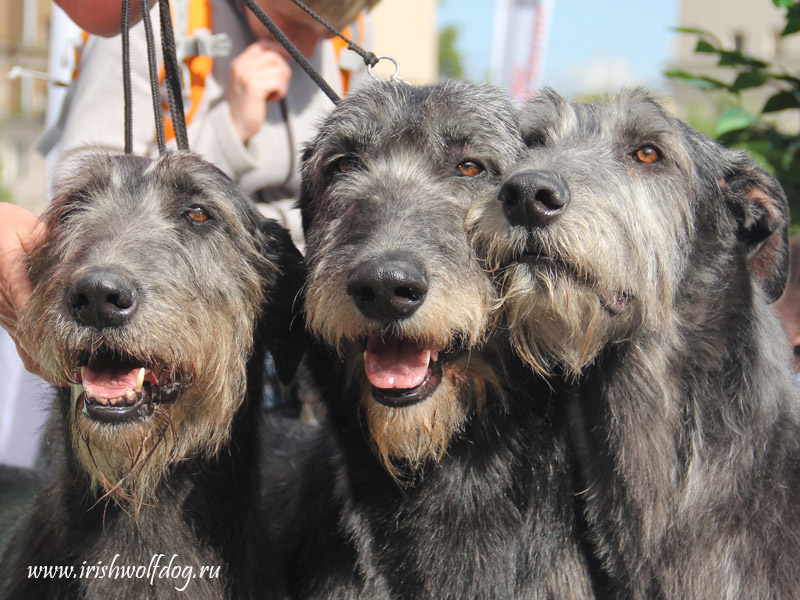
left=53, top=0, right=379, bottom=247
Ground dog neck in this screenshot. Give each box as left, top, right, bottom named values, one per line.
left=569, top=275, right=800, bottom=597
left=273, top=340, right=600, bottom=598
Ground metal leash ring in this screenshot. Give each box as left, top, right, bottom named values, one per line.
left=367, top=55, right=405, bottom=82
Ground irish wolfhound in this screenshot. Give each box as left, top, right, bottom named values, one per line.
left=265, top=81, right=599, bottom=598
left=469, top=90, right=800, bottom=598
left=1, top=150, right=304, bottom=599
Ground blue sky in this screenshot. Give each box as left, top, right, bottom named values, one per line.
left=438, top=0, right=680, bottom=96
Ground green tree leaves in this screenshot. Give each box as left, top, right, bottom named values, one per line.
left=667, top=1, right=800, bottom=227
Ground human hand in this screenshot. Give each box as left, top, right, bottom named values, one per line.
left=227, top=40, right=293, bottom=143
left=0, top=203, right=57, bottom=383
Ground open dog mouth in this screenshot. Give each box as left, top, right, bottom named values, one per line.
left=363, top=336, right=453, bottom=408
left=74, top=348, right=182, bottom=424
left=519, top=247, right=632, bottom=315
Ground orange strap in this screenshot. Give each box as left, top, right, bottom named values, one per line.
left=75, top=4, right=366, bottom=144
left=161, top=0, right=213, bottom=142
left=331, top=13, right=366, bottom=96
left=71, top=31, right=90, bottom=80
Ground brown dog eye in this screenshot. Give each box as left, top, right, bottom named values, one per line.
left=186, top=205, right=210, bottom=223
left=458, top=160, right=485, bottom=177
left=634, top=145, right=662, bottom=164
left=337, top=157, right=357, bottom=173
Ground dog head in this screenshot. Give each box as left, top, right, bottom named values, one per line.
left=468, top=90, right=788, bottom=377
left=300, top=81, right=525, bottom=476
left=20, top=149, right=305, bottom=508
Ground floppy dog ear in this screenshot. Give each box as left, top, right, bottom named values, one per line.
left=724, top=156, right=789, bottom=303
left=257, top=219, right=308, bottom=386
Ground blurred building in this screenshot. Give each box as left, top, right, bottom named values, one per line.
left=0, top=0, right=51, bottom=215
left=671, top=0, right=800, bottom=129
left=371, top=0, right=438, bottom=85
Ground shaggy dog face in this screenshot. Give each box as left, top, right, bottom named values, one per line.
left=300, top=81, right=526, bottom=474
left=21, top=150, right=298, bottom=508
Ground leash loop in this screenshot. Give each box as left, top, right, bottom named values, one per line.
left=367, top=55, right=404, bottom=82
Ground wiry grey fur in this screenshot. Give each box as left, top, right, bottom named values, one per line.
left=265, top=81, right=599, bottom=598
left=2, top=150, right=304, bottom=599
left=469, top=90, right=800, bottom=598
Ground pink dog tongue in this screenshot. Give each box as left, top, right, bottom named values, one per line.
left=81, top=365, right=140, bottom=399
left=364, top=338, right=437, bottom=390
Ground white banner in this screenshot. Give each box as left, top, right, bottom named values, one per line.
left=490, top=0, right=555, bottom=102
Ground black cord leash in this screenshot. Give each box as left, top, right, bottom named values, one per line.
left=140, top=0, right=167, bottom=153
left=159, top=0, right=189, bottom=151
left=121, top=0, right=187, bottom=154
left=121, top=0, right=390, bottom=156
left=241, top=0, right=342, bottom=105
left=285, top=0, right=379, bottom=68
left=121, top=0, right=133, bottom=154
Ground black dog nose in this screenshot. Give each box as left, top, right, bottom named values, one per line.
left=67, top=270, right=138, bottom=329
left=499, top=170, right=570, bottom=228
left=347, top=256, right=428, bottom=321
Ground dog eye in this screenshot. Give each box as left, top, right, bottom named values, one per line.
left=336, top=156, right=360, bottom=173
left=634, top=145, right=662, bottom=165
left=185, top=205, right=211, bottom=223
left=457, top=160, right=486, bottom=177
left=524, top=131, right=547, bottom=148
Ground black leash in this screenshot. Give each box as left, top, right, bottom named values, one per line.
left=241, top=0, right=342, bottom=105
left=140, top=0, right=167, bottom=153
left=121, top=0, right=389, bottom=155
left=121, top=0, right=188, bottom=154
left=121, top=0, right=133, bottom=154
left=285, top=0, right=379, bottom=69
left=158, top=0, right=189, bottom=151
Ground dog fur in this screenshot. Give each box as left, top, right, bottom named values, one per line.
left=1, top=150, right=304, bottom=599
left=469, top=90, right=800, bottom=599
left=263, top=81, right=600, bottom=599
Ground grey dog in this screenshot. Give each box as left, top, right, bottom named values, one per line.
left=2, top=150, right=304, bottom=599
left=265, top=81, right=599, bottom=598
left=469, top=90, right=800, bottom=598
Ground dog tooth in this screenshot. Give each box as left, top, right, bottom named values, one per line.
left=109, top=396, right=121, bottom=406
left=135, top=367, right=145, bottom=392
left=126, top=390, right=136, bottom=402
